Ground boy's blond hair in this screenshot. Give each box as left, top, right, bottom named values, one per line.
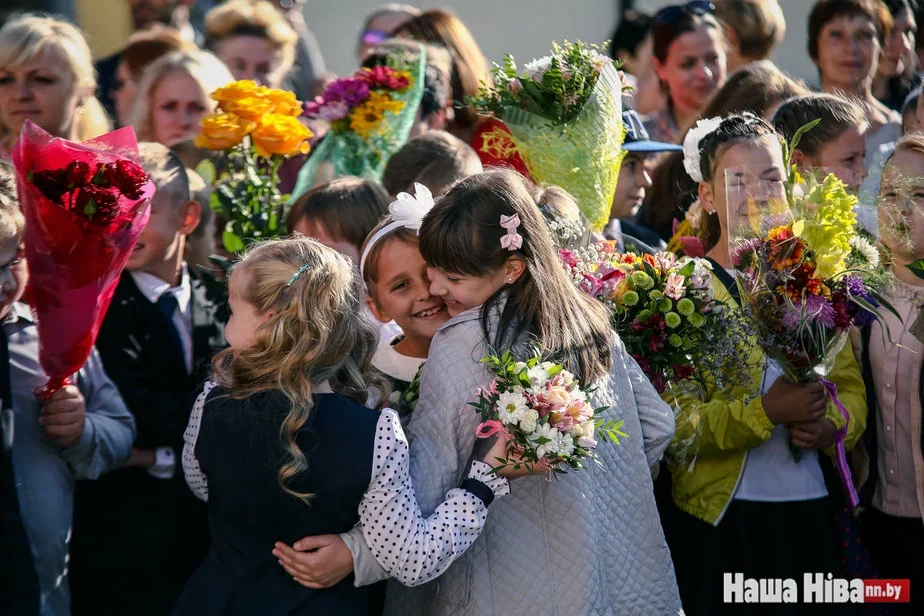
left=138, top=142, right=191, bottom=209
left=0, top=161, right=24, bottom=245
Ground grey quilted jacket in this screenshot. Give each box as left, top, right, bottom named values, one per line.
left=350, top=305, right=683, bottom=615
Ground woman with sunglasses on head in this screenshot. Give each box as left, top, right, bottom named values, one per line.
left=645, top=1, right=728, bottom=145
left=356, top=4, right=421, bottom=62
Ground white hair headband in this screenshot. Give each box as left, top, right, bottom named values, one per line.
left=359, top=182, right=435, bottom=277
left=682, top=116, right=723, bottom=183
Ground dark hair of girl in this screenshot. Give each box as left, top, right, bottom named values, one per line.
left=697, top=113, right=779, bottom=184
left=417, top=170, right=613, bottom=383
left=696, top=113, right=779, bottom=241
left=772, top=93, right=868, bottom=157
left=286, top=177, right=390, bottom=252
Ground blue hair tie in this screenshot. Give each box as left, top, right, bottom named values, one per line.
left=287, top=264, right=311, bottom=287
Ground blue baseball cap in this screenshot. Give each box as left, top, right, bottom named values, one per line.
left=622, top=110, right=683, bottom=153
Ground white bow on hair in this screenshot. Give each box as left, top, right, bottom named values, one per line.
left=359, top=182, right=436, bottom=276
left=389, top=182, right=435, bottom=231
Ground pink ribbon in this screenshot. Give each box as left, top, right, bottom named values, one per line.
left=499, top=214, right=523, bottom=251
left=819, top=377, right=860, bottom=509
left=475, top=420, right=504, bottom=439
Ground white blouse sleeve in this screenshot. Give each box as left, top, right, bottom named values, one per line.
left=182, top=380, right=218, bottom=502
left=359, top=408, right=509, bottom=587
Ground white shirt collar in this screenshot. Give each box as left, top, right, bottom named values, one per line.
left=373, top=335, right=426, bottom=383
left=130, top=263, right=192, bottom=314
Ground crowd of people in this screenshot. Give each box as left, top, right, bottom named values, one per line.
left=0, top=0, right=922, bottom=614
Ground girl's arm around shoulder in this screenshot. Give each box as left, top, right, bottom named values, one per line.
left=182, top=380, right=220, bottom=502
left=358, top=409, right=509, bottom=587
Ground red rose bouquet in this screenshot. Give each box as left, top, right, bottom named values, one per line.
left=12, top=121, right=154, bottom=396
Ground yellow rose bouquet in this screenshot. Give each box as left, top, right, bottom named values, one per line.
left=194, top=80, right=312, bottom=252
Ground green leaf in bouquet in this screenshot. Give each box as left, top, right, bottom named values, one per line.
left=908, top=258, right=924, bottom=279
left=678, top=260, right=696, bottom=277
left=596, top=418, right=628, bottom=444
left=195, top=159, right=217, bottom=185
left=222, top=229, right=245, bottom=253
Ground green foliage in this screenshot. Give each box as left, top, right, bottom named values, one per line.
left=200, top=145, right=291, bottom=254
left=909, top=258, right=924, bottom=279
left=467, top=40, right=614, bottom=125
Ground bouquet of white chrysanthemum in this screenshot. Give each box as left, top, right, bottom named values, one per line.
left=470, top=349, right=627, bottom=473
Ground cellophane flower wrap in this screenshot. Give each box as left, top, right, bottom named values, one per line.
left=12, top=121, right=154, bottom=396
left=560, top=241, right=756, bottom=469
left=468, top=41, right=626, bottom=231
left=470, top=349, right=627, bottom=473
left=291, top=47, right=426, bottom=199
left=727, top=166, right=889, bottom=508
left=193, top=80, right=312, bottom=253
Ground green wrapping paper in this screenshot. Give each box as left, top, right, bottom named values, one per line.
left=500, top=63, right=626, bottom=231
left=291, top=48, right=427, bottom=201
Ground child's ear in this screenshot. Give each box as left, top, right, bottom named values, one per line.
left=178, top=200, right=201, bottom=237
left=790, top=149, right=808, bottom=168
left=504, top=256, right=527, bottom=284
left=365, top=295, right=391, bottom=323
left=724, top=25, right=739, bottom=53
left=698, top=181, right=716, bottom=216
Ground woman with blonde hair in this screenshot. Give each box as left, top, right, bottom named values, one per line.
left=205, top=0, right=298, bottom=89
left=129, top=49, right=234, bottom=148
left=0, top=14, right=110, bottom=157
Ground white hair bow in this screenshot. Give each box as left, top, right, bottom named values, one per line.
left=359, top=183, right=435, bottom=276
left=682, top=117, right=723, bottom=183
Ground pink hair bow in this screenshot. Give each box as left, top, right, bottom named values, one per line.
left=499, top=214, right=523, bottom=251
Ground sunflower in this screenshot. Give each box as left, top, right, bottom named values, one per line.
left=348, top=92, right=406, bottom=138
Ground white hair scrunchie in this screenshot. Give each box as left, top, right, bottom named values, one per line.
left=682, top=117, right=723, bottom=183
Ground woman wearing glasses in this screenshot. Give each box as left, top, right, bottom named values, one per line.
left=646, top=1, right=728, bottom=145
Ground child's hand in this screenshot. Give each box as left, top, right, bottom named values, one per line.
left=789, top=418, right=838, bottom=450
left=273, top=535, right=353, bottom=589
left=762, top=377, right=827, bottom=426
left=38, top=385, right=86, bottom=448
left=484, top=434, right=551, bottom=479
left=121, top=448, right=157, bottom=470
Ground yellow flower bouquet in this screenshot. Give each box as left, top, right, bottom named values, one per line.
left=194, top=80, right=312, bottom=252
left=291, top=46, right=426, bottom=200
